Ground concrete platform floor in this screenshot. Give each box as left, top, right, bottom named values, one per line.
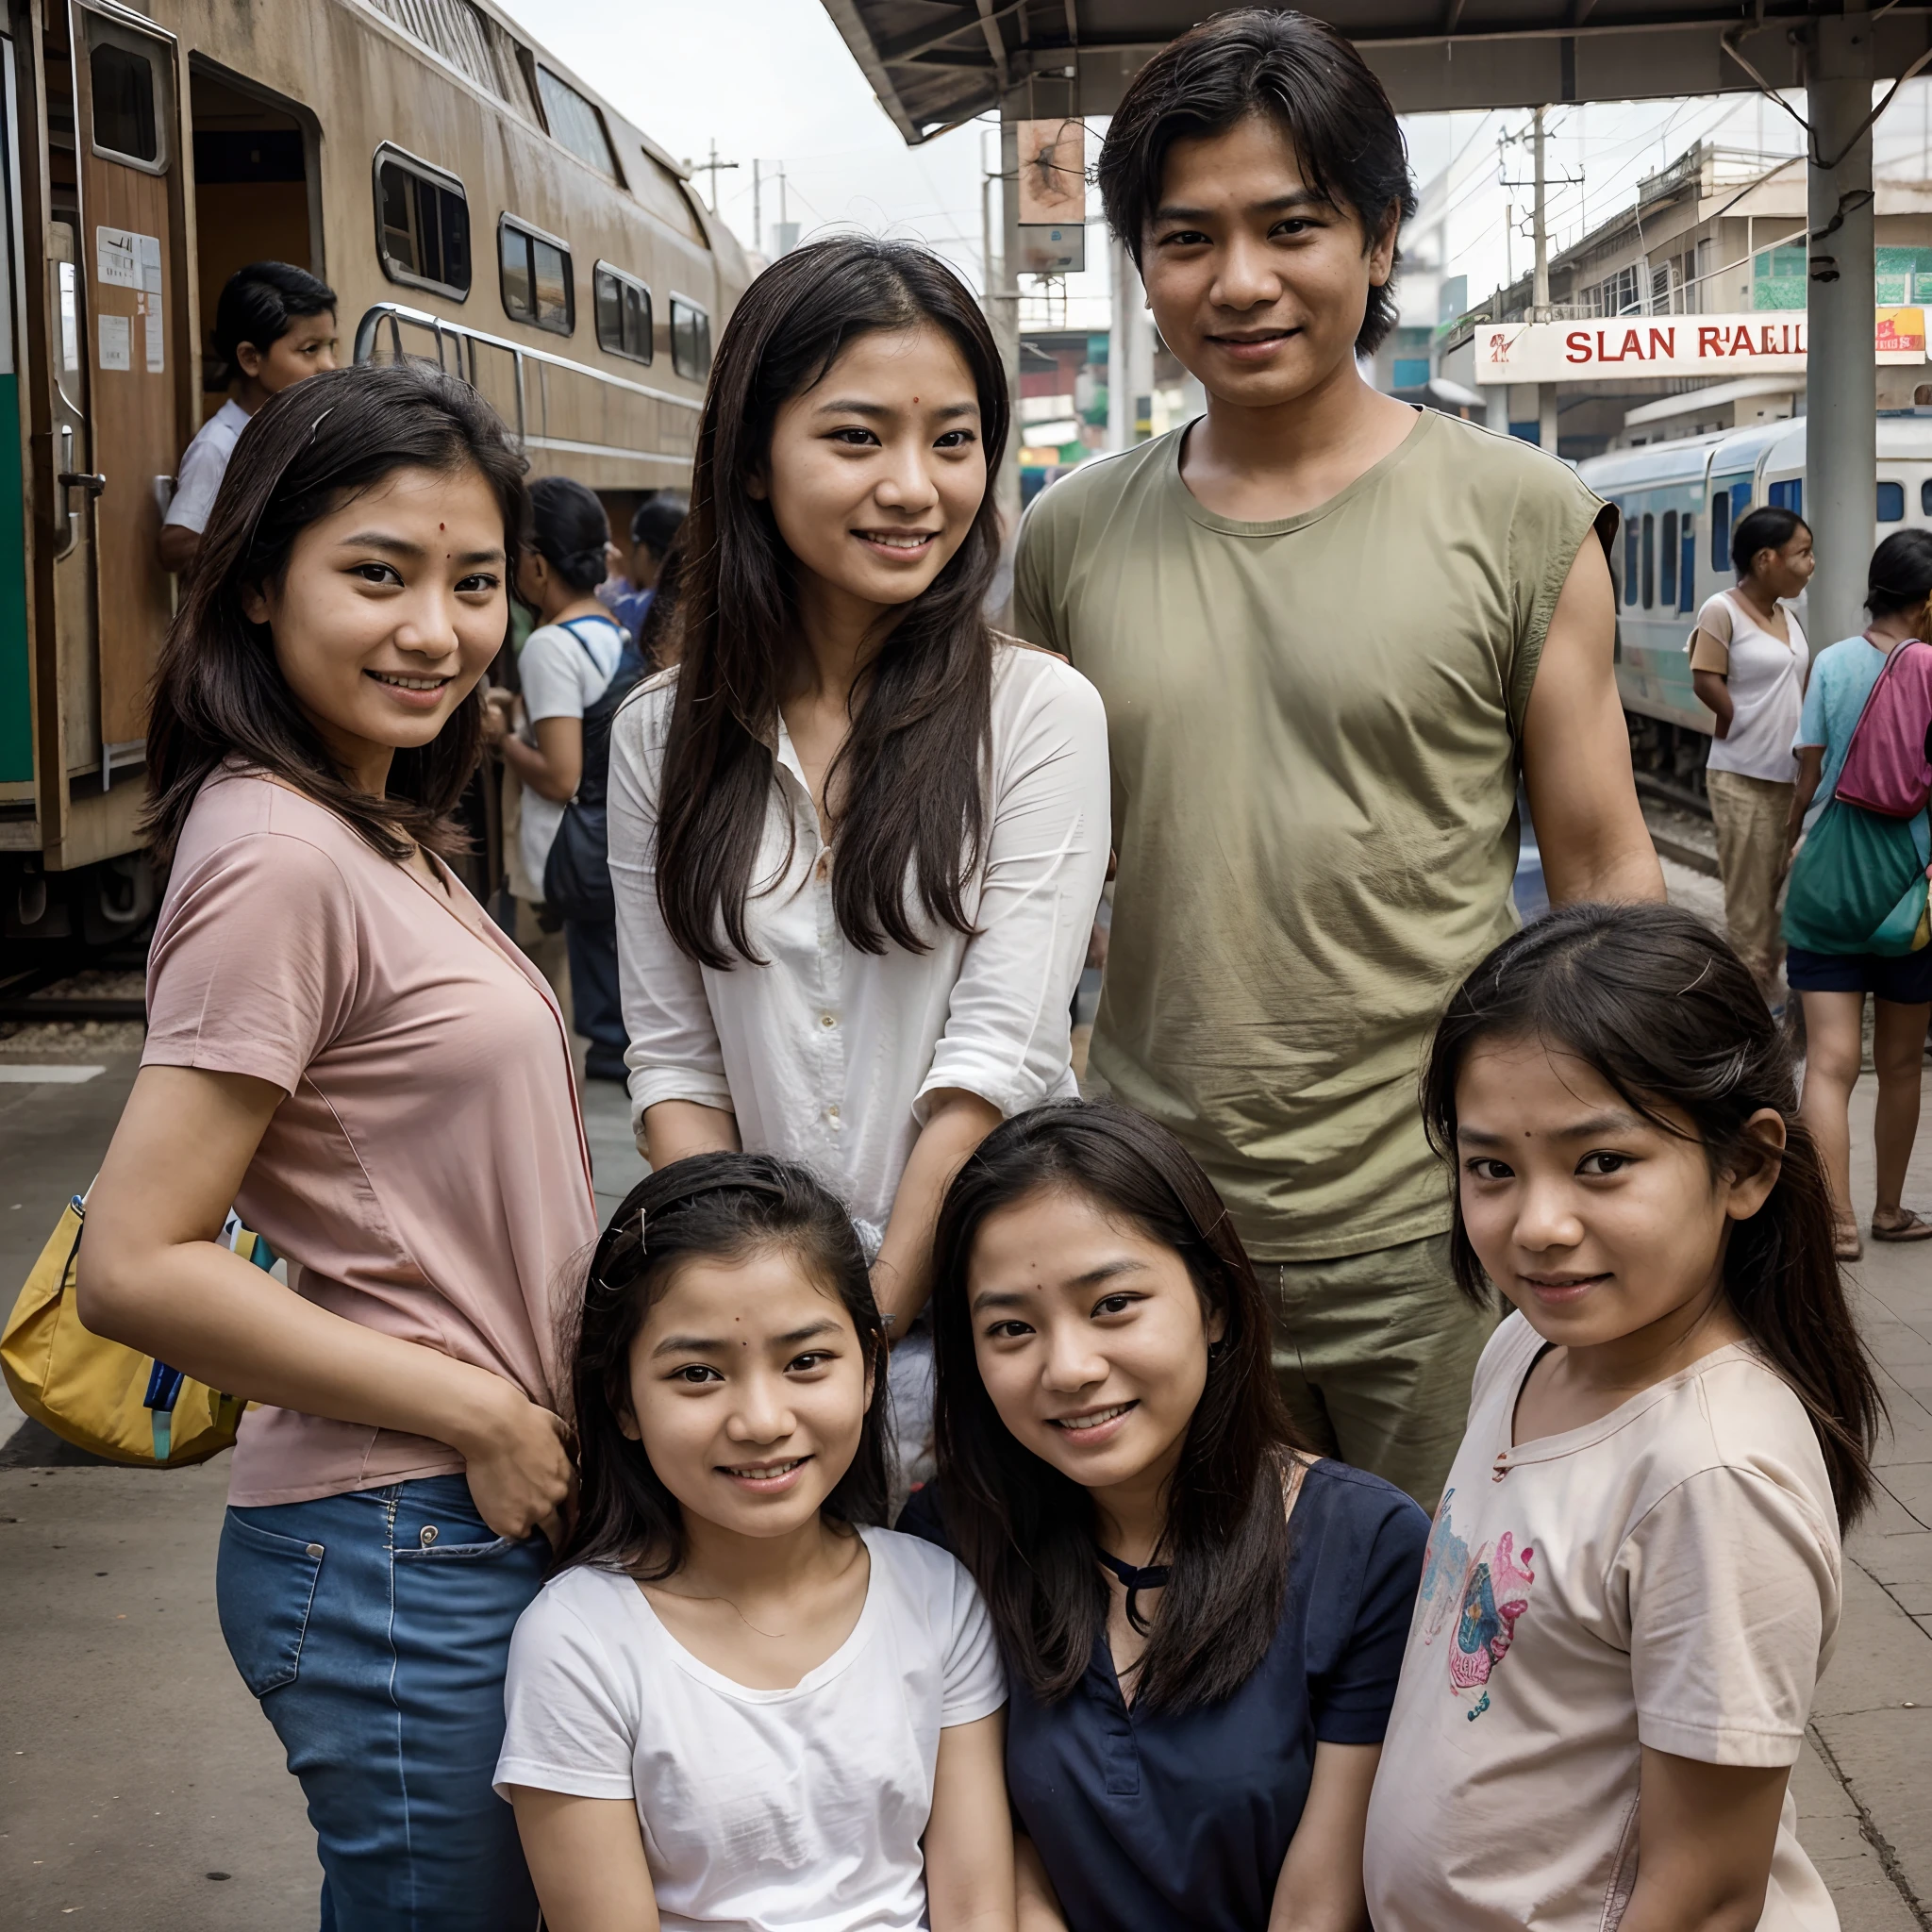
left=2, top=916, right=1927, bottom=1927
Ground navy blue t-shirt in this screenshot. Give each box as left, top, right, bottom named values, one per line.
left=902, top=1458, right=1427, bottom=1932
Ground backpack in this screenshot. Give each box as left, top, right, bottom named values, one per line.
left=1834, top=637, right=1932, bottom=818
left=2, top=1192, right=263, bottom=1465
left=542, top=617, right=647, bottom=926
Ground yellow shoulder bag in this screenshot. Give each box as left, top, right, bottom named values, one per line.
left=2, top=1191, right=257, bottom=1466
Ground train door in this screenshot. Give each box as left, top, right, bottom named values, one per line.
left=72, top=4, right=183, bottom=784
left=186, top=65, right=319, bottom=434
left=0, top=28, right=32, bottom=807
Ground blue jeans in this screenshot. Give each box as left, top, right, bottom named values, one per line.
left=216, top=1474, right=547, bottom=1931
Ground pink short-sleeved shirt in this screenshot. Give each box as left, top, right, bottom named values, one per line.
left=142, top=769, right=598, bottom=1507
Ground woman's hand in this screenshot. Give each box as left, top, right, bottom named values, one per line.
left=480, top=687, right=515, bottom=749
left=453, top=1378, right=576, bottom=1547
left=82, top=1065, right=583, bottom=1542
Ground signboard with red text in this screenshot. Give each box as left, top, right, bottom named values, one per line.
left=1473, top=308, right=1926, bottom=383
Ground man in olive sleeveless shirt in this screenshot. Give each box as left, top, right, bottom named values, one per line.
left=1013, top=13, right=1664, bottom=1505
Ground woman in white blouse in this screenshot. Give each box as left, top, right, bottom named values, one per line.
left=608, top=238, right=1109, bottom=1471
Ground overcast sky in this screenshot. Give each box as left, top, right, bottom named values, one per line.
left=498, top=1, right=1932, bottom=325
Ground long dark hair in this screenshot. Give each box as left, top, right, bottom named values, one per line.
left=145, top=360, right=529, bottom=866
left=557, top=1153, right=891, bottom=1579
left=654, top=237, right=1009, bottom=968
left=929, top=1101, right=1306, bottom=1713
left=1422, top=903, right=1883, bottom=1528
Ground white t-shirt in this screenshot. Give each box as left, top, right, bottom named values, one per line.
left=496, top=1526, right=1006, bottom=1932
left=163, top=398, right=252, bottom=535
left=515, top=614, right=626, bottom=897
left=1364, top=1313, right=1841, bottom=1932
left=1690, top=591, right=1809, bottom=783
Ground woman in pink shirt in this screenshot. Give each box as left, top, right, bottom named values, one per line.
left=80, top=362, right=597, bottom=1930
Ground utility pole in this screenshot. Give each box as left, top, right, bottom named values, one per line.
left=692, top=138, right=738, bottom=215
left=1532, top=105, right=1557, bottom=456
left=1532, top=107, right=1550, bottom=318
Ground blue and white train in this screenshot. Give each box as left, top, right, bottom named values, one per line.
left=1578, top=415, right=1932, bottom=793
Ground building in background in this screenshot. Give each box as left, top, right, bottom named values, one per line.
left=1427, top=139, right=1932, bottom=458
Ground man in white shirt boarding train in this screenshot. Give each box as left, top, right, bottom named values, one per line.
left=608, top=236, right=1109, bottom=1484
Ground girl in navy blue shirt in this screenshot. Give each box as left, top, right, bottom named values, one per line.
left=905, top=1101, right=1427, bottom=1931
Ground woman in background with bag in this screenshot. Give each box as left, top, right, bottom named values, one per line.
left=1783, top=527, right=1932, bottom=1257
left=485, top=475, right=634, bottom=1083
left=75, top=361, right=595, bottom=1930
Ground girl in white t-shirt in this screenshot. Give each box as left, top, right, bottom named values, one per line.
left=496, top=1153, right=1013, bottom=1932
left=1364, top=903, right=1882, bottom=1932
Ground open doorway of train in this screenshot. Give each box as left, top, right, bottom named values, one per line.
left=186, top=65, right=321, bottom=430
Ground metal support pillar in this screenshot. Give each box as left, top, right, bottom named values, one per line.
left=1806, top=8, right=1877, bottom=652
left=995, top=113, right=1023, bottom=543
left=1538, top=385, right=1559, bottom=455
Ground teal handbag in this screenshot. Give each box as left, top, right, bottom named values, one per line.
left=1783, top=796, right=1931, bottom=958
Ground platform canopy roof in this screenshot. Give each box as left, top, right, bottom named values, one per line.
left=819, top=1, right=1932, bottom=141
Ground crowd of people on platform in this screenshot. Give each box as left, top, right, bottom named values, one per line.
left=78, top=8, right=1932, bottom=1930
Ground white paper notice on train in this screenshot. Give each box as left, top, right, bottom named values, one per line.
left=97, top=313, right=130, bottom=373
left=94, top=226, right=163, bottom=294
left=1474, top=308, right=1926, bottom=383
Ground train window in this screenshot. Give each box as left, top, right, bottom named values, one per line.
left=671, top=295, right=711, bottom=379
left=500, top=218, right=574, bottom=335
left=1679, top=516, right=1696, bottom=613
left=1710, top=491, right=1728, bottom=571
left=1624, top=510, right=1639, bottom=607
left=1769, top=478, right=1803, bottom=516
left=1877, top=480, right=1906, bottom=523
left=1641, top=513, right=1655, bottom=609
left=91, top=41, right=159, bottom=166
left=593, top=265, right=653, bottom=363
left=536, top=66, right=622, bottom=183
left=375, top=148, right=472, bottom=299
left=1923, top=479, right=1932, bottom=516
left=1660, top=510, right=1678, bottom=608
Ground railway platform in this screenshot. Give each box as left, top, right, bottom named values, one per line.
left=1, top=917, right=1928, bottom=1927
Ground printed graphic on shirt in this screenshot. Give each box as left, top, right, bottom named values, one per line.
left=1416, top=1490, right=1536, bottom=1721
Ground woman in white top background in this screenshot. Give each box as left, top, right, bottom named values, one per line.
left=486, top=475, right=634, bottom=1081
left=1689, top=504, right=1814, bottom=1002
left=608, top=237, right=1110, bottom=1479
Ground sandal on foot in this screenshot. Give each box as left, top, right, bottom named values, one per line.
left=1872, top=1208, right=1932, bottom=1243
left=1834, top=1222, right=1864, bottom=1260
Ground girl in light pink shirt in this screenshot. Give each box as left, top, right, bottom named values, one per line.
left=81, top=361, right=596, bottom=1929
left=1366, top=903, right=1882, bottom=1932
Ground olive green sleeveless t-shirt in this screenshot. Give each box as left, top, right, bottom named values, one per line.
left=1013, top=408, right=1609, bottom=1261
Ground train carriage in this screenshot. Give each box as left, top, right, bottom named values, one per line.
left=1, top=0, right=750, bottom=946
left=1580, top=414, right=1932, bottom=804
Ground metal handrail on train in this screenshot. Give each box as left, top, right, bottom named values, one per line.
left=351, top=302, right=704, bottom=448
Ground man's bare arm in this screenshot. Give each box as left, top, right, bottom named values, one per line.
left=1523, top=535, right=1666, bottom=907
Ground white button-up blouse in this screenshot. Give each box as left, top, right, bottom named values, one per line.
left=608, top=643, right=1112, bottom=1234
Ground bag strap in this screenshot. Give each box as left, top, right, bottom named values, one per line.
left=558, top=615, right=624, bottom=664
